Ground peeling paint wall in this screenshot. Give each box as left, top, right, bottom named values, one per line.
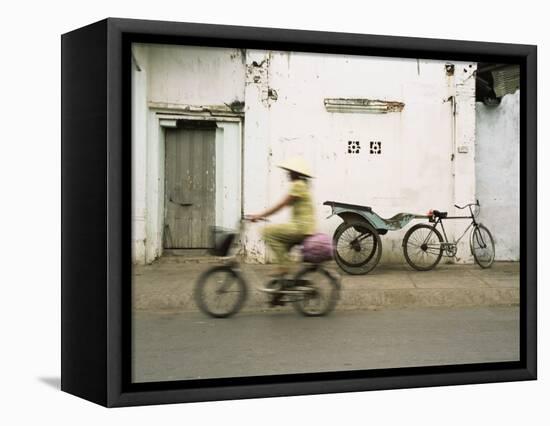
left=247, top=51, right=477, bottom=263
left=132, top=44, right=479, bottom=265
left=131, top=44, right=149, bottom=263
left=132, top=44, right=246, bottom=264
left=475, top=91, right=520, bottom=260
left=450, top=63, right=478, bottom=262
left=147, top=44, right=246, bottom=106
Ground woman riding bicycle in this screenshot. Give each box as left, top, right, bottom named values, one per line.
left=247, top=157, right=316, bottom=277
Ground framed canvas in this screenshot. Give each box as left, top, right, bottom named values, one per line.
left=61, top=18, right=537, bottom=407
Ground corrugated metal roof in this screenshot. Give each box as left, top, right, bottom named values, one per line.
left=491, top=65, right=520, bottom=98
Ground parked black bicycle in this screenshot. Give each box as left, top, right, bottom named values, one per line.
left=194, top=218, right=341, bottom=318
left=402, top=200, right=495, bottom=271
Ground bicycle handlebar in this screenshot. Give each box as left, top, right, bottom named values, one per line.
left=242, top=216, right=269, bottom=222
left=454, top=200, right=480, bottom=210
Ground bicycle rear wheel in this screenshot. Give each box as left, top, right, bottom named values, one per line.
left=194, top=266, right=247, bottom=318
left=403, top=224, right=443, bottom=271
left=292, top=266, right=340, bottom=316
left=470, top=224, right=495, bottom=268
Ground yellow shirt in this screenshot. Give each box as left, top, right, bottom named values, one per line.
left=289, top=180, right=316, bottom=235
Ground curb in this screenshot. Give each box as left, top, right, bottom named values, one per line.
left=133, top=281, right=519, bottom=314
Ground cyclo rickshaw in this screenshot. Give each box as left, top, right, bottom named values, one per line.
left=324, top=200, right=495, bottom=275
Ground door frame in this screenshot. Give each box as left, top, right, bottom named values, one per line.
left=151, top=107, right=244, bottom=259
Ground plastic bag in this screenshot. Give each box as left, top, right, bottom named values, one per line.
left=302, top=233, right=333, bottom=263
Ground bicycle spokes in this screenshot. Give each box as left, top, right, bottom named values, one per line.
left=474, top=229, right=487, bottom=249
left=196, top=269, right=245, bottom=317
left=336, top=226, right=375, bottom=265
left=403, top=224, right=444, bottom=271
left=218, top=274, right=236, bottom=293
left=408, top=229, right=440, bottom=255
left=293, top=269, right=338, bottom=316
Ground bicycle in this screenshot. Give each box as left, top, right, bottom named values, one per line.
left=194, top=218, right=341, bottom=318
left=402, top=200, right=495, bottom=271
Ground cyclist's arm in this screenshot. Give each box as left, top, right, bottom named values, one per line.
left=257, top=194, right=296, bottom=218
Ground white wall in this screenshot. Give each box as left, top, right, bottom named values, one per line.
left=132, top=44, right=478, bottom=264
left=147, top=44, right=246, bottom=106
left=243, top=50, right=477, bottom=263
left=475, top=91, right=520, bottom=260
left=131, top=45, right=149, bottom=263
left=215, top=121, right=242, bottom=229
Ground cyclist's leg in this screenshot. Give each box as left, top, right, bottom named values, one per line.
left=262, top=223, right=304, bottom=273
left=262, top=224, right=304, bottom=306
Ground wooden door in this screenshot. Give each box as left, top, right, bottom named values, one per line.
left=164, top=126, right=216, bottom=248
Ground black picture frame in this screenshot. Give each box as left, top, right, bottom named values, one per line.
left=61, top=17, right=537, bottom=407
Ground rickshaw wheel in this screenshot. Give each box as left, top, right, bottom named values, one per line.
left=333, top=220, right=382, bottom=275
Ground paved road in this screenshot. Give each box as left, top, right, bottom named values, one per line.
left=132, top=306, right=519, bottom=383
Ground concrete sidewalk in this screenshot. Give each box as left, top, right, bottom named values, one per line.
left=133, top=258, right=519, bottom=312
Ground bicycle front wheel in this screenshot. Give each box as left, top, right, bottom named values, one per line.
left=194, top=266, right=247, bottom=318
left=470, top=224, right=495, bottom=268
left=403, top=224, right=443, bottom=271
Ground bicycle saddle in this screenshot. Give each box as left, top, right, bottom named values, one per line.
left=432, top=210, right=448, bottom=218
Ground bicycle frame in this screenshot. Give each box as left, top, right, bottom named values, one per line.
left=423, top=202, right=486, bottom=256
left=222, top=219, right=329, bottom=278
left=431, top=218, right=474, bottom=251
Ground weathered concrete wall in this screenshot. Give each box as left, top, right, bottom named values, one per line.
left=132, top=44, right=479, bottom=265
left=146, top=44, right=246, bottom=106
left=475, top=91, right=520, bottom=260
left=132, top=44, right=246, bottom=264
left=131, top=45, right=149, bottom=263
left=244, top=51, right=477, bottom=263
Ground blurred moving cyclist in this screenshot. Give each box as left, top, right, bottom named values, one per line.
left=247, top=157, right=316, bottom=277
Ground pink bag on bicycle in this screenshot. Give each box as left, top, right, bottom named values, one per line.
left=302, top=233, right=333, bottom=263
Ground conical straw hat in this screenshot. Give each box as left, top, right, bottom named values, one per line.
left=277, top=157, right=314, bottom=178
